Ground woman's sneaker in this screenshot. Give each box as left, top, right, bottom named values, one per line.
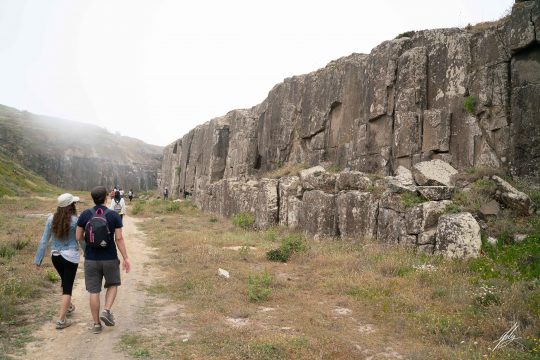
left=100, top=309, right=115, bottom=326
left=56, top=319, right=72, bottom=330
left=92, top=323, right=102, bottom=334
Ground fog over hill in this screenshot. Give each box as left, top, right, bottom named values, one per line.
left=0, top=104, right=162, bottom=191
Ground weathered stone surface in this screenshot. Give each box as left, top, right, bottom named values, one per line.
left=335, top=171, right=372, bottom=191
left=386, top=166, right=416, bottom=193
left=406, top=200, right=452, bottom=235
left=301, top=190, right=337, bottom=237
left=379, top=192, right=407, bottom=213
left=418, top=186, right=454, bottom=201
left=435, top=213, right=481, bottom=258
left=278, top=176, right=302, bottom=228
left=479, top=200, right=500, bottom=217
left=255, top=179, right=279, bottom=229
left=418, top=229, right=437, bottom=245
left=412, top=160, right=458, bottom=187
left=509, top=1, right=538, bottom=53
left=492, top=175, right=533, bottom=215
left=422, top=109, right=450, bottom=153
left=377, top=208, right=405, bottom=244
left=336, top=191, right=378, bottom=239
left=301, top=170, right=337, bottom=193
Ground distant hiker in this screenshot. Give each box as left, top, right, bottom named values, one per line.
left=163, top=187, right=169, bottom=200
left=119, top=188, right=124, bottom=197
left=128, top=189, right=133, bottom=202
left=109, top=190, right=126, bottom=219
left=76, top=186, right=131, bottom=334
left=34, top=193, right=81, bottom=330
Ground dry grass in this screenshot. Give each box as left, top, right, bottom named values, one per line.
left=133, top=201, right=540, bottom=359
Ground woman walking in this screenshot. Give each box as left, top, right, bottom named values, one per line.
left=34, top=193, right=81, bottom=329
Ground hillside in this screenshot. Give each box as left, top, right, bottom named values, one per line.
left=0, top=150, right=58, bottom=197
left=0, top=104, right=162, bottom=191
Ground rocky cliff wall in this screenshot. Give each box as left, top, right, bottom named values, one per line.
left=160, top=2, right=540, bottom=202
left=0, top=105, right=162, bottom=191
left=158, top=2, right=539, bottom=256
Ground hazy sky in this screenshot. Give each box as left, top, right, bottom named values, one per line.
left=0, top=0, right=513, bottom=146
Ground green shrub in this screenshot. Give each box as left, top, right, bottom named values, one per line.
left=266, top=234, right=307, bottom=262
left=232, top=212, right=255, bottom=230
left=209, top=217, right=218, bottom=223
left=464, top=96, right=476, bottom=114
left=239, top=245, right=250, bottom=261
left=327, top=164, right=341, bottom=173
left=400, top=192, right=426, bottom=207
left=247, top=271, right=272, bottom=302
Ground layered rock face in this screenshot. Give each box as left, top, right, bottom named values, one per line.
left=161, top=2, right=539, bottom=201
left=159, top=2, right=539, bottom=256
left=0, top=105, right=162, bottom=191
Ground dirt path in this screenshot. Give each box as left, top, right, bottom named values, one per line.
left=23, top=217, right=156, bottom=360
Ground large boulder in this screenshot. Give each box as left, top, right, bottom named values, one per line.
left=335, top=171, right=372, bottom=191
left=412, top=160, right=458, bottom=187
left=492, top=175, right=534, bottom=215
left=435, top=213, right=481, bottom=258
left=301, top=190, right=337, bottom=237
left=300, top=166, right=337, bottom=193
left=336, top=191, right=378, bottom=239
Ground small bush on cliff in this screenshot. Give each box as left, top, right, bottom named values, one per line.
left=395, top=30, right=415, bottom=39
left=232, top=212, right=255, bottom=230
left=463, top=95, right=477, bottom=114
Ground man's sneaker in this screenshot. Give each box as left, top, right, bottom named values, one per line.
left=56, top=319, right=72, bottom=330
left=100, top=309, right=115, bottom=326
left=92, top=323, right=102, bottom=334
left=67, top=304, right=75, bottom=316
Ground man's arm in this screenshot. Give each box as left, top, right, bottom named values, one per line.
left=115, top=228, right=131, bottom=273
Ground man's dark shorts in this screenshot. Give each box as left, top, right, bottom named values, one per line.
left=84, top=259, right=121, bottom=293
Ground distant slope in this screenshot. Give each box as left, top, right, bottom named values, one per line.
left=0, top=150, right=58, bottom=197
left=0, top=104, right=162, bottom=191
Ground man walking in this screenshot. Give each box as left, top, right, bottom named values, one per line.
left=76, top=186, right=131, bottom=334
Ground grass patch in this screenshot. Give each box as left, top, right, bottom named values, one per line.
left=470, top=235, right=540, bottom=281
left=400, top=192, right=426, bottom=207
left=395, top=30, right=415, bottom=39
left=120, top=333, right=151, bottom=358
left=232, top=212, right=255, bottom=230
left=247, top=271, right=272, bottom=302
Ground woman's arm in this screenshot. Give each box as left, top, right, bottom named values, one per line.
left=34, top=215, right=53, bottom=266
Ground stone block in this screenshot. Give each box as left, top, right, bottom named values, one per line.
left=435, top=213, right=481, bottom=258
left=336, top=191, right=378, bottom=239
left=412, top=159, right=458, bottom=186
left=301, top=190, right=337, bottom=237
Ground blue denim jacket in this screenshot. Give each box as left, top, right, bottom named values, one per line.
left=34, top=214, right=80, bottom=265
